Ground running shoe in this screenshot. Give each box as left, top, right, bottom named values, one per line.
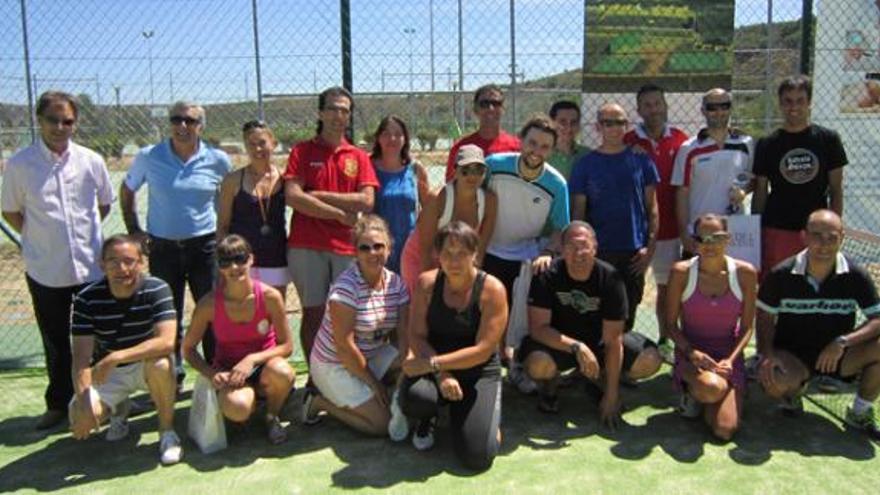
left=159, top=430, right=183, bottom=465
left=106, top=399, right=131, bottom=442
left=266, top=415, right=288, bottom=445
left=744, top=354, right=761, bottom=381
left=300, top=387, right=322, bottom=426
left=388, top=389, right=409, bottom=441
left=657, top=339, right=675, bottom=365
left=508, top=362, right=538, bottom=395
left=412, top=418, right=436, bottom=451
left=537, top=393, right=559, bottom=414
left=677, top=393, right=701, bottom=419
left=845, top=406, right=880, bottom=440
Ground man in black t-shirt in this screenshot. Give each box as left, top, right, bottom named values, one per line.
left=519, top=221, right=661, bottom=427
left=757, top=210, right=880, bottom=438
left=752, top=76, right=848, bottom=278
left=68, top=234, right=183, bottom=465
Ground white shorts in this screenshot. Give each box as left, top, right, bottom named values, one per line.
left=309, top=344, right=398, bottom=409
left=67, top=361, right=149, bottom=420
left=651, top=238, right=681, bottom=285
left=250, top=266, right=291, bottom=287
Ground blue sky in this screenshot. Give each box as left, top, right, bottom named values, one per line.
left=0, top=0, right=804, bottom=106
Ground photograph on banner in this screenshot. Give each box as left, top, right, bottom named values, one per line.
left=835, top=0, right=880, bottom=112
left=581, top=0, right=734, bottom=93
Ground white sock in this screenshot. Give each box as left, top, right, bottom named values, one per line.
left=852, top=395, right=873, bottom=415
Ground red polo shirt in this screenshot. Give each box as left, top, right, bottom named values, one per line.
left=444, top=131, right=520, bottom=181
left=625, top=124, right=689, bottom=241
left=284, top=137, right=379, bottom=255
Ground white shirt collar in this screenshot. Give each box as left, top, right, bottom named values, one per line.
left=791, top=249, right=849, bottom=276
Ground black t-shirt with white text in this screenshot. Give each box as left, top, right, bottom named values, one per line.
left=528, top=258, right=628, bottom=349
left=754, top=125, right=847, bottom=230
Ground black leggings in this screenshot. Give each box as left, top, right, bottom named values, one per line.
left=399, top=373, right=502, bottom=471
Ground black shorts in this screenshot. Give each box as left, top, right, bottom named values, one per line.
left=246, top=363, right=266, bottom=387
left=517, top=332, right=656, bottom=374
left=777, top=344, right=854, bottom=381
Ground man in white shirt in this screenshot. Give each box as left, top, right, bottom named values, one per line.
left=1, top=91, right=114, bottom=429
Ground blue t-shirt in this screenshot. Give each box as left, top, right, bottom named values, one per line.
left=570, top=148, right=659, bottom=252
left=375, top=162, right=418, bottom=273
left=124, top=139, right=232, bottom=240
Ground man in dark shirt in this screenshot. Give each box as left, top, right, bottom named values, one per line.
left=757, top=210, right=880, bottom=438
left=520, top=221, right=660, bottom=428
left=752, top=76, right=848, bottom=278
left=68, top=235, right=182, bottom=464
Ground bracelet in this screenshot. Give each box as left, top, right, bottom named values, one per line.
left=429, top=356, right=440, bottom=373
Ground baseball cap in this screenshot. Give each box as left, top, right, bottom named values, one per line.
left=455, top=144, right=486, bottom=167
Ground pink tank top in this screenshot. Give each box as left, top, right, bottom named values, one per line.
left=212, top=281, right=277, bottom=370
left=680, top=255, right=743, bottom=353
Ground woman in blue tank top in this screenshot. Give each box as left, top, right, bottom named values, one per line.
left=371, top=115, right=429, bottom=274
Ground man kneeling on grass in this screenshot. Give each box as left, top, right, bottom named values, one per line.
left=757, top=209, right=880, bottom=438
left=520, top=221, right=661, bottom=428
left=68, top=234, right=182, bottom=465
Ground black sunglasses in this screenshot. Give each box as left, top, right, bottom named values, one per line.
left=357, top=242, right=387, bottom=253
left=477, top=99, right=504, bottom=109
left=242, top=119, right=269, bottom=132
left=169, top=115, right=202, bottom=126
left=458, top=164, right=487, bottom=176
left=217, top=253, right=249, bottom=268
left=703, top=102, right=732, bottom=112
left=692, top=232, right=731, bottom=245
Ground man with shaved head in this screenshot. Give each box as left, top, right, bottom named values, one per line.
left=756, top=209, right=880, bottom=438
left=671, top=88, right=754, bottom=256
left=569, top=103, right=663, bottom=383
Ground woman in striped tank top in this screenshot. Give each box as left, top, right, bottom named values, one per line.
left=666, top=213, right=757, bottom=441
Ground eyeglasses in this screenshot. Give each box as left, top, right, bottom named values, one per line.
left=703, top=102, right=732, bottom=112
left=477, top=99, right=504, bottom=109
left=41, top=115, right=76, bottom=127
left=242, top=119, right=269, bottom=132
left=806, top=231, right=842, bottom=245
left=169, top=115, right=202, bottom=126
left=599, top=119, right=627, bottom=128
left=357, top=242, right=387, bottom=253
left=217, top=253, right=250, bottom=268
left=692, top=232, right=731, bottom=245
left=458, top=164, right=487, bottom=176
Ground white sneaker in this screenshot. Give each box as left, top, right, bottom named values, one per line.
left=412, top=418, right=435, bottom=451
left=106, top=399, right=131, bottom=442
left=508, top=362, right=538, bottom=395
left=388, top=389, right=409, bottom=442
left=159, top=430, right=183, bottom=465
left=678, top=393, right=701, bottom=419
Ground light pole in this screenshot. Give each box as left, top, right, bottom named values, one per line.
left=142, top=29, right=155, bottom=106
left=403, top=27, right=415, bottom=94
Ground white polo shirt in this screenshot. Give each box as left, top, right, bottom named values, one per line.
left=1, top=139, right=114, bottom=287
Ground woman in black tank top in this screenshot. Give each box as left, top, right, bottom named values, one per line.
left=396, top=221, right=508, bottom=471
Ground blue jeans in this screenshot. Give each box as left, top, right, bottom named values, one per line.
left=148, top=233, right=216, bottom=382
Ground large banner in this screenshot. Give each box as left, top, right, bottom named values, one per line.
left=581, top=0, right=734, bottom=93
left=814, top=0, right=880, bottom=232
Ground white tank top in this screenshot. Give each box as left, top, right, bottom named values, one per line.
left=437, top=182, right=486, bottom=229
left=681, top=255, right=743, bottom=302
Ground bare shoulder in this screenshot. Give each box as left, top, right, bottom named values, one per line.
left=481, top=273, right=507, bottom=303
left=416, top=269, right=440, bottom=294
left=262, top=284, right=285, bottom=308
left=669, top=259, right=690, bottom=276
left=734, top=259, right=758, bottom=284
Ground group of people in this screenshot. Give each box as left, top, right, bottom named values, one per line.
left=1, top=76, right=878, bottom=471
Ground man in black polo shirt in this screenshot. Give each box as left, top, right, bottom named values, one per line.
left=757, top=210, right=880, bottom=437
left=68, top=234, right=183, bottom=465
left=520, top=221, right=660, bottom=427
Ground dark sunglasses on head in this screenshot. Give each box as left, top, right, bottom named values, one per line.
left=357, top=242, right=387, bottom=253
left=42, top=115, right=76, bottom=127
left=169, top=115, right=202, bottom=126
left=458, top=164, right=487, bottom=176
left=477, top=99, right=504, bottom=109
left=692, top=232, right=731, bottom=245
left=242, top=119, right=269, bottom=132
left=703, top=102, right=732, bottom=112
left=600, top=119, right=627, bottom=128
left=217, top=253, right=249, bottom=268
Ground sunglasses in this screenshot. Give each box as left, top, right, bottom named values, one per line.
left=41, top=115, right=76, bottom=127
left=704, top=102, right=732, bottom=112
left=357, top=242, right=387, bottom=253
left=692, top=232, right=731, bottom=244
left=600, top=119, right=627, bottom=128
left=169, top=115, right=202, bottom=126
left=242, top=119, right=269, bottom=132
left=217, top=253, right=249, bottom=268
left=477, top=99, right=504, bottom=109
left=458, top=164, right=487, bottom=176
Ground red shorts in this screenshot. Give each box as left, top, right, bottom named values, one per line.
left=761, top=227, right=805, bottom=281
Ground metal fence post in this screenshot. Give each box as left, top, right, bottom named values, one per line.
left=508, top=0, right=517, bottom=131
left=250, top=0, right=265, bottom=120
left=457, top=0, right=465, bottom=130
left=19, top=0, right=36, bottom=143
left=763, top=0, right=774, bottom=135
left=800, top=0, right=814, bottom=75
left=340, top=0, right=353, bottom=140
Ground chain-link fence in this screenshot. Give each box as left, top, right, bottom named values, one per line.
left=0, top=0, right=877, bottom=369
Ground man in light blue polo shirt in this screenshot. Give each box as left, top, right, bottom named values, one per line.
left=120, top=101, right=232, bottom=391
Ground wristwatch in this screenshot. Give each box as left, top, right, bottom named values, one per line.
left=570, top=341, right=585, bottom=355
left=834, top=336, right=848, bottom=349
